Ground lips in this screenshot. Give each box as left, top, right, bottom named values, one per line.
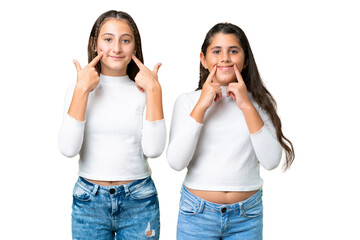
left=109, top=56, right=125, bottom=60
left=217, top=65, right=234, bottom=71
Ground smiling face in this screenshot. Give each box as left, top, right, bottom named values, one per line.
left=95, top=19, right=136, bottom=76
left=200, top=33, right=247, bottom=85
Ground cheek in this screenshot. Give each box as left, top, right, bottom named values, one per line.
left=206, top=58, right=217, bottom=70
left=97, top=43, right=110, bottom=54
left=124, top=44, right=136, bottom=55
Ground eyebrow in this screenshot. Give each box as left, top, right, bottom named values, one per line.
left=101, top=33, right=133, bottom=38
left=210, top=46, right=241, bottom=50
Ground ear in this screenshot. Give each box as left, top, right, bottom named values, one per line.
left=200, top=52, right=208, bottom=69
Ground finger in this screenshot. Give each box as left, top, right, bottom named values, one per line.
left=136, top=85, right=145, bottom=93
left=214, top=87, right=222, bottom=102
left=226, top=85, right=232, bottom=97
left=215, top=92, right=223, bottom=102
left=226, top=87, right=236, bottom=100
left=205, top=65, right=217, bottom=83
left=153, top=63, right=162, bottom=75
left=89, top=52, right=103, bottom=67
left=132, top=54, right=145, bottom=69
left=73, top=59, right=82, bottom=72
left=234, top=65, right=244, bottom=83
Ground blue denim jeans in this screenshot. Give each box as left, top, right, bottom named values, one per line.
left=72, top=177, right=160, bottom=240
left=177, top=185, right=263, bottom=240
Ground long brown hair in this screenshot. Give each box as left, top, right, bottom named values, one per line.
left=87, top=10, right=143, bottom=80
left=198, top=23, right=294, bottom=170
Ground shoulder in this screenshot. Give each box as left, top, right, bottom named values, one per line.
left=176, top=90, right=201, bottom=105
left=171, top=90, right=200, bottom=114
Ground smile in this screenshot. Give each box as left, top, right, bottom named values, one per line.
left=217, top=65, right=233, bottom=71
left=110, top=56, right=125, bottom=60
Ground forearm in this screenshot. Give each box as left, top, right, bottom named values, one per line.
left=247, top=104, right=282, bottom=170
left=67, top=85, right=90, bottom=122
left=145, top=83, right=164, bottom=121
left=190, top=103, right=207, bottom=124
left=241, top=104, right=264, bottom=134
left=141, top=119, right=166, bottom=158
left=250, top=125, right=282, bottom=170
left=58, top=114, right=85, bottom=157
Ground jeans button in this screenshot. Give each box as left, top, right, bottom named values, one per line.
left=109, top=188, right=115, bottom=194
left=221, top=207, right=227, bottom=213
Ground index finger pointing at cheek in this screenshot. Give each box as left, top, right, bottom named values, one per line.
left=89, top=52, right=103, bottom=67
left=234, top=64, right=244, bottom=83
left=132, top=54, right=145, bottom=69
left=206, top=65, right=217, bottom=83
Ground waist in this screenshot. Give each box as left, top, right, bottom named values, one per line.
left=85, top=178, right=135, bottom=186
left=181, top=185, right=262, bottom=211
left=186, top=187, right=258, bottom=204
left=77, top=176, right=152, bottom=195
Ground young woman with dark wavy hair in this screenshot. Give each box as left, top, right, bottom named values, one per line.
left=167, top=22, right=294, bottom=240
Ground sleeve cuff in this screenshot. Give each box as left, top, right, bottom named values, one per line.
left=65, top=113, right=86, bottom=126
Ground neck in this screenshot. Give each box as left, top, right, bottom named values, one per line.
left=101, top=69, right=127, bottom=77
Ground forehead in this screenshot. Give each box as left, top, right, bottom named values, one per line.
left=208, top=33, right=241, bottom=49
left=99, top=18, right=134, bottom=36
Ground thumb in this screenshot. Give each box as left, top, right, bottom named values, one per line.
left=153, top=63, right=162, bottom=75
left=73, top=59, right=81, bottom=72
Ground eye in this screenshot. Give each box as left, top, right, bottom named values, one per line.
left=122, top=39, right=131, bottom=43
left=230, top=50, right=238, bottom=54
left=104, top=38, right=112, bottom=42
left=213, top=50, right=220, bottom=54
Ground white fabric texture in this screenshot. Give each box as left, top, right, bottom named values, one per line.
left=167, top=86, right=282, bottom=191
left=58, top=74, right=166, bottom=181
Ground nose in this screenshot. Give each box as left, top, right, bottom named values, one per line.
left=220, top=51, right=230, bottom=63
left=112, top=41, right=122, bottom=54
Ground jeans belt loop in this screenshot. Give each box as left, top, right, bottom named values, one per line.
left=239, top=202, right=244, bottom=216
left=91, top=184, right=99, bottom=196
left=124, top=184, right=129, bottom=195
left=198, top=200, right=205, bottom=214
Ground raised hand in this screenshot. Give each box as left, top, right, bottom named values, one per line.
left=132, top=55, right=163, bottom=121
left=73, top=52, right=103, bottom=93
left=227, top=65, right=264, bottom=133
left=132, top=55, right=162, bottom=93
left=190, top=66, right=222, bottom=123
left=198, top=66, right=223, bottom=109
left=226, top=64, right=252, bottom=110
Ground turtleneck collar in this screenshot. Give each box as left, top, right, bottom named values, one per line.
left=100, top=74, right=132, bottom=85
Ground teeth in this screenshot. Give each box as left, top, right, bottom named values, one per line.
left=219, top=66, right=232, bottom=70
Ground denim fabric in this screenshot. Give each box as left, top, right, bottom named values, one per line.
left=177, top=185, right=263, bottom=240
left=72, top=177, right=160, bottom=240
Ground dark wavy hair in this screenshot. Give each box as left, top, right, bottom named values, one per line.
left=198, top=23, right=295, bottom=170
left=87, top=10, right=143, bottom=80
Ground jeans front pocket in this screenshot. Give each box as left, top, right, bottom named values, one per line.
left=73, top=182, right=92, bottom=202
left=129, top=178, right=157, bottom=200
left=243, top=198, right=263, bottom=218
left=179, top=192, right=202, bottom=216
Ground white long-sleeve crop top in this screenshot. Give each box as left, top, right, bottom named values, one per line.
left=167, top=86, right=282, bottom=191
left=58, top=74, right=166, bottom=181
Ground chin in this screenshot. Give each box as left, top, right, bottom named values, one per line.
left=216, top=77, right=236, bottom=85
